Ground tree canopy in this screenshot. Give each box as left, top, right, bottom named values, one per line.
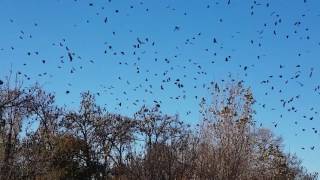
left=0, top=77, right=317, bottom=179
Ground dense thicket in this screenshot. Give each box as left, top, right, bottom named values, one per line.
left=0, top=77, right=317, bottom=180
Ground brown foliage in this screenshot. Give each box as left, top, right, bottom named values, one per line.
left=0, top=77, right=317, bottom=180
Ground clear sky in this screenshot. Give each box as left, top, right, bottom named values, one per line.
left=0, top=0, right=319, bottom=174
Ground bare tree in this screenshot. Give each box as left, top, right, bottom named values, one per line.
left=196, top=82, right=255, bottom=179
left=0, top=75, right=40, bottom=179
left=0, top=76, right=317, bottom=179
left=128, top=105, right=197, bottom=180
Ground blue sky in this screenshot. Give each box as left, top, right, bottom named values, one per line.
left=0, top=0, right=319, bottom=173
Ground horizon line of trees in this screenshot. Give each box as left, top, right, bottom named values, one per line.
left=0, top=75, right=318, bottom=179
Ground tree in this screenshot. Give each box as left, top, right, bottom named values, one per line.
left=61, top=92, right=136, bottom=179
left=18, top=89, right=63, bottom=179
left=0, top=75, right=40, bottom=179
left=195, top=81, right=318, bottom=179
left=0, top=75, right=317, bottom=179
left=195, top=82, right=255, bottom=179
left=128, top=105, right=197, bottom=180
